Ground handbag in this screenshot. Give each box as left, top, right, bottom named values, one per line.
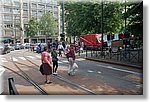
left=73, top=62, right=78, bottom=69
left=39, top=64, right=44, bottom=75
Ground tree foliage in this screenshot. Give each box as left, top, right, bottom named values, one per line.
left=124, top=1, right=143, bottom=36
left=38, top=11, right=57, bottom=37
left=25, top=17, right=38, bottom=37
left=64, top=1, right=143, bottom=39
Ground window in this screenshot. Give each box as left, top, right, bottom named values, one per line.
left=32, top=3, right=37, bottom=8
left=4, top=24, right=13, bottom=28
left=4, top=7, right=12, bottom=13
left=38, top=4, right=44, bottom=8
left=4, top=16, right=12, bottom=21
left=14, top=1, right=20, bottom=8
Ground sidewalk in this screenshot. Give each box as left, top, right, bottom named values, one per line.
left=75, top=51, right=143, bottom=69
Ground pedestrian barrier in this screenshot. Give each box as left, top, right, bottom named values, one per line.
left=8, top=78, right=19, bottom=95
left=84, top=48, right=143, bottom=66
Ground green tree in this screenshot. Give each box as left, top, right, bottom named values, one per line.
left=39, top=11, right=57, bottom=39
left=123, top=1, right=143, bottom=36
left=122, top=1, right=143, bottom=47
left=25, top=17, right=38, bottom=37
left=64, top=1, right=124, bottom=37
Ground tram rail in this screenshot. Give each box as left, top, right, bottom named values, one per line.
left=23, top=51, right=97, bottom=95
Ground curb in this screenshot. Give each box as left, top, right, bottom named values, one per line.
left=85, top=57, right=142, bottom=69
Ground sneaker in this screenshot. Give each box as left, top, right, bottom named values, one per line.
left=53, top=72, right=58, bottom=75
left=46, top=81, right=52, bottom=84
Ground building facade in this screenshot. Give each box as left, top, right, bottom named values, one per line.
left=0, top=0, right=61, bottom=44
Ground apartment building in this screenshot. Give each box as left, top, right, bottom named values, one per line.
left=0, top=0, right=61, bottom=44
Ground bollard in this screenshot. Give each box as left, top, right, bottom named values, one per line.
left=8, top=78, right=19, bottom=95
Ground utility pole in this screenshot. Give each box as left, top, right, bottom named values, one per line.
left=20, top=0, right=24, bottom=44
left=15, top=16, right=16, bottom=43
left=101, top=0, right=104, bottom=53
left=61, top=0, right=64, bottom=41
left=124, top=0, right=127, bottom=57
left=125, top=0, right=127, bottom=30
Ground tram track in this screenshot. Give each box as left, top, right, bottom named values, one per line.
left=23, top=51, right=97, bottom=95
left=1, top=51, right=48, bottom=95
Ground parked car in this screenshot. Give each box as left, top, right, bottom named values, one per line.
left=23, top=43, right=30, bottom=49
left=0, top=45, right=10, bottom=54
left=33, top=43, right=40, bottom=51
left=14, top=43, right=24, bottom=50
left=8, top=44, right=15, bottom=51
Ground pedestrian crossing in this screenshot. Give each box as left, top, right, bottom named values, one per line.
left=0, top=55, right=69, bottom=64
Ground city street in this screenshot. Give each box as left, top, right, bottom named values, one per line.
left=0, top=49, right=143, bottom=95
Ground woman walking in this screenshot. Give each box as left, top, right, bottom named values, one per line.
left=41, top=46, right=53, bottom=84
left=66, top=44, right=76, bottom=76
left=51, top=46, right=58, bottom=75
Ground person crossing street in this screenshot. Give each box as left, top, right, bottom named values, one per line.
left=66, top=44, right=76, bottom=76
left=51, top=46, right=59, bottom=75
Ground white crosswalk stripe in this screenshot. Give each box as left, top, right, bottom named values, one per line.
left=18, top=57, right=26, bottom=60
left=26, top=56, right=35, bottom=59
left=58, top=61, right=62, bottom=64
left=36, top=55, right=41, bottom=59
left=1, top=55, right=63, bottom=63
left=0, top=58, right=8, bottom=63
left=12, top=57, right=18, bottom=61
left=62, top=60, right=68, bottom=63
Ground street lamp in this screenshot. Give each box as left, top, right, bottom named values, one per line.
left=61, top=0, right=65, bottom=41
left=101, top=0, right=104, bottom=53
left=14, top=16, right=17, bottom=43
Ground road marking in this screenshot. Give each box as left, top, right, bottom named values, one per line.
left=12, top=57, right=18, bottom=61
left=26, top=56, right=35, bottom=59
left=62, top=61, right=68, bottom=63
left=58, top=61, right=62, bottom=64
left=97, top=71, right=102, bottom=74
left=0, top=58, right=8, bottom=62
left=136, top=84, right=142, bottom=89
left=88, top=70, right=94, bottom=73
left=97, top=65, right=141, bottom=75
left=36, top=55, right=41, bottom=59
left=18, top=57, right=26, bottom=60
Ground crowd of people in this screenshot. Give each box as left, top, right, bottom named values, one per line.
left=40, top=40, right=79, bottom=84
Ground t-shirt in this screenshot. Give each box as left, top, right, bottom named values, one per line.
left=41, top=52, right=51, bottom=64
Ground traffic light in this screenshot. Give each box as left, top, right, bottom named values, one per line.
left=60, top=33, right=65, bottom=41
left=107, top=35, right=110, bottom=40
left=60, top=33, right=65, bottom=38
left=111, top=34, right=114, bottom=39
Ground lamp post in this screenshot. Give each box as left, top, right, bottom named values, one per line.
left=14, top=16, right=17, bottom=44
left=101, top=0, right=104, bottom=53
left=61, top=0, right=65, bottom=41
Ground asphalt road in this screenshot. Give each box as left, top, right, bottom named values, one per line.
left=0, top=49, right=143, bottom=95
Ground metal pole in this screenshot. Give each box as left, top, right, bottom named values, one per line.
left=124, top=0, right=127, bottom=57
left=61, top=0, right=64, bottom=41
left=101, top=0, right=104, bottom=53
left=125, top=0, right=127, bottom=30
left=15, top=16, right=16, bottom=44
left=20, top=0, right=24, bottom=44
